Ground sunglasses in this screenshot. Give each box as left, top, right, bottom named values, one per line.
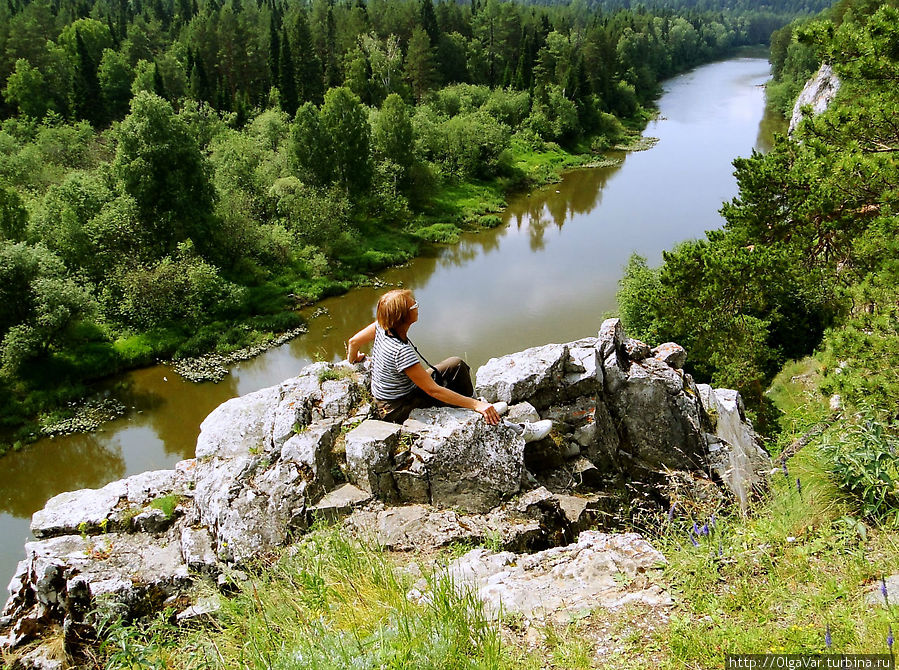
left=410, top=302, right=419, bottom=310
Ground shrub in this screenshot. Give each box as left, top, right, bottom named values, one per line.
left=822, top=413, right=899, bottom=524
left=115, top=243, right=245, bottom=328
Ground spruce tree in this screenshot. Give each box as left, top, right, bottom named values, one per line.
left=278, top=32, right=299, bottom=116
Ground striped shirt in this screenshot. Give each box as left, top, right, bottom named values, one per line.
left=371, top=327, right=419, bottom=400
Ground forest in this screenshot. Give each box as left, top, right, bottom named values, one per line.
left=0, top=0, right=819, bottom=446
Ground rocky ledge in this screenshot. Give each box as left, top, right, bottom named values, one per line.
left=1, top=319, right=771, bottom=667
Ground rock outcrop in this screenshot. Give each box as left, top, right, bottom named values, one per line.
left=412, top=530, right=671, bottom=622
left=789, top=63, right=841, bottom=134
left=1, top=320, right=770, bottom=664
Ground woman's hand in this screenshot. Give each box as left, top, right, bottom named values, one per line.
left=475, top=400, right=500, bottom=426
left=350, top=352, right=366, bottom=364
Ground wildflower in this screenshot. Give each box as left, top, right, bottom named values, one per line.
left=690, top=533, right=699, bottom=547
left=782, top=461, right=789, bottom=478
left=693, top=522, right=700, bottom=536
left=882, top=575, right=889, bottom=604
left=668, top=502, right=676, bottom=523
left=710, top=514, right=716, bottom=530
left=888, top=625, right=894, bottom=651
left=718, top=543, right=723, bottom=558
left=796, top=478, right=802, bottom=497
left=700, top=523, right=709, bottom=536
left=825, top=623, right=832, bottom=649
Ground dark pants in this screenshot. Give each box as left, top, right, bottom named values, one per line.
left=374, top=357, right=473, bottom=424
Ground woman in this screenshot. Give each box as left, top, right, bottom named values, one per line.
left=346, top=289, right=552, bottom=441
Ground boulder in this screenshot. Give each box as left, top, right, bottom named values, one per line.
left=475, top=343, right=569, bottom=409
left=601, top=354, right=710, bottom=473
left=404, top=407, right=523, bottom=513
left=697, top=385, right=771, bottom=508
left=418, top=531, right=670, bottom=621
left=345, top=420, right=402, bottom=500
left=652, top=342, right=687, bottom=369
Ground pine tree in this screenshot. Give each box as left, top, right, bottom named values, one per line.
left=405, top=27, right=437, bottom=102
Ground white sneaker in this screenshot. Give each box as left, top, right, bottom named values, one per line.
left=506, top=419, right=552, bottom=443
left=478, top=397, right=509, bottom=416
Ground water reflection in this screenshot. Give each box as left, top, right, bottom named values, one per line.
left=0, top=434, right=125, bottom=517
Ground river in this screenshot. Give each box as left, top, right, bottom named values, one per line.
left=0, top=57, right=784, bottom=588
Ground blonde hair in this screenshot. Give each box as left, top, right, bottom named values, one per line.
left=376, top=289, right=415, bottom=332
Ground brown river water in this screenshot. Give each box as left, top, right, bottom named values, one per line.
left=0, top=58, right=785, bottom=586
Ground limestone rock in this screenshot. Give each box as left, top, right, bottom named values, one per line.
left=424, top=531, right=670, bottom=621
left=344, top=504, right=543, bottom=553
left=597, top=318, right=624, bottom=359
left=280, top=419, right=340, bottom=501
left=697, top=385, right=771, bottom=508
left=1, top=533, right=190, bottom=648
left=179, top=526, right=219, bottom=575
left=196, top=385, right=281, bottom=458
left=506, top=402, right=540, bottom=423
left=789, top=63, right=841, bottom=134
left=475, top=343, right=569, bottom=409
left=625, top=338, right=652, bottom=361
left=345, top=420, right=402, bottom=500
left=307, top=484, right=373, bottom=523
left=602, top=354, right=709, bottom=473
left=652, top=342, right=687, bottom=369
left=405, top=407, right=523, bottom=513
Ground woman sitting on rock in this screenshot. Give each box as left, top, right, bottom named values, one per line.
left=346, top=289, right=551, bottom=442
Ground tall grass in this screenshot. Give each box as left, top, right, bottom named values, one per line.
left=98, top=527, right=522, bottom=670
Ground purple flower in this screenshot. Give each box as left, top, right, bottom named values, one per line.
left=693, top=522, right=700, bottom=535
left=882, top=575, right=889, bottom=603
left=690, top=533, right=699, bottom=547
left=710, top=514, right=716, bottom=530
left=782, top=461, right=789, bottom=477
left=668, top=503, right=676, bottom=523
left=825, top=624, right=832, bottom=648
left=797, top=478, right=803, bottom=496
left=888, top=625, right=894, bottom=651
left=718, top=543, right=723, bottom=558
left=700, top=523, right=709, bottom=536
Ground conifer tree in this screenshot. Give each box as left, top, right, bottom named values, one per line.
left=405, top=27, right=437, bottom=102
left=278, top=31, right=299, bottom=116
left=73, top=29, right=104, bottom=125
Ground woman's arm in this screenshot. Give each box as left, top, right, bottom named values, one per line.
left=346, top=321, right=377, bottom=363
left=404, top=363, right=500, bottom=425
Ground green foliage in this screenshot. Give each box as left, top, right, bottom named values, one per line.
left=148, top=494, right=181, bottom=520
left=823, top=414, right=899, bottom=524
left=0, top=241, right=97, bottom=374
left=113, top=92, right=216, bottom=258
left=414, top=223, right=461, bottom=244
left=112, top=243, right=245, bottom=329
left=617, top=253, right=662, bottom=344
